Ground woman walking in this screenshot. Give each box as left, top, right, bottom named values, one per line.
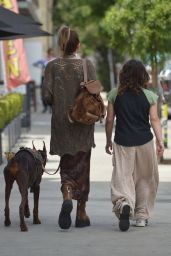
left=42, top=26, right=96, bottom=229
left=105, top=59, right=164, bottom=231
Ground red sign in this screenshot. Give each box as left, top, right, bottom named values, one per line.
left=0, top=0, right=30, bottom=90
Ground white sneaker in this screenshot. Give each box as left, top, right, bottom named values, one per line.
left=135, top=219, right=148, bottom=227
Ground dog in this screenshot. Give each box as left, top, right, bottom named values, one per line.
left=3, top=141, right=47, bottom=231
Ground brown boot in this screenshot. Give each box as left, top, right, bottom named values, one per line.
left=75, top=201, right=90, bottom=227
left=58, top=185, right=73, bottom=229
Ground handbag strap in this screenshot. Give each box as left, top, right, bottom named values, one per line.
left=82, top=59, right=88, bottom=84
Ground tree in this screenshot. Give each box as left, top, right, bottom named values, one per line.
left=102, top=0, right=171, bottom=88
left=53, top=0, right=100, bottom=54
left=53, top=0, right=116, bottom=91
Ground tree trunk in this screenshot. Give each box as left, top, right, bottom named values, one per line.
left=107, top=48, right=115, bottom=89
left=151, top=61, right=158, bottom=88
left=151, top=54, right=162, bottom=118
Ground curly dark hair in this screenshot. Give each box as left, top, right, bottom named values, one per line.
left=118, top=59, right=150, bottom=95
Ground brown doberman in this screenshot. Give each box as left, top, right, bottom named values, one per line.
left=3, top=141, right=47, bottom=231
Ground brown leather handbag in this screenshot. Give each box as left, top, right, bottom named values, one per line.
left=68, top=59, right=106, bottom=125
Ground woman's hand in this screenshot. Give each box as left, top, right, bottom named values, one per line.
left=150, top=104, right=164, bottom=157
left=156, top=140, right=164, bottom=157
left=105, top=141, right=113, bottom=155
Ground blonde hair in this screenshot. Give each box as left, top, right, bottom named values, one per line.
left=57, top=25, right=79, bottom=57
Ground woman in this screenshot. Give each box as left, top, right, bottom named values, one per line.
left=42, top=26, right=96, bottom=229
left=33, top=48, right=55, bottom=113
left=105, top=59, right=164, bottom=232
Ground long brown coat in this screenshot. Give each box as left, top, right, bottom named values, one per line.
left=42, top=57, right=96, bottom=156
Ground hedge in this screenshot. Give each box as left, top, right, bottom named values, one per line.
left=0, top=93, right=23, bottom=130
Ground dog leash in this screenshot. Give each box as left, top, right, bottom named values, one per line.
left=44, top=160, right=61, bottom=175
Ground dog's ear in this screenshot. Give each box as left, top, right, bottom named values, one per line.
left=5, top=152, right=15, bottom=161
left=32, top=140, right=36, bottom=150
left=4, top=152, right=9, bottom=159
left=43, top=141, right=46, bottom=154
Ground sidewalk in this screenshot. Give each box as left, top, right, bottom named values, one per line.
left=0, top=100, right=171, bottom=256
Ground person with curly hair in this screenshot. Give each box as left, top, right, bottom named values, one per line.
left=105, top=59, right=164, bottom=232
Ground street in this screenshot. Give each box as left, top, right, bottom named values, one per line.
left=0, top=106, right=171, bottom=256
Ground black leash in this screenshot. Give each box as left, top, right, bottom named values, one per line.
left=44, top=160, right=61, bottom=175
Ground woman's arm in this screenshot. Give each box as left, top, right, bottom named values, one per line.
left=105, top=102, right=115, bottom=155
left=42, top=62, right=53, bottom=105
left=33, top=59, right=45, bottom=68
left=150, top=103, right=164, bottom=156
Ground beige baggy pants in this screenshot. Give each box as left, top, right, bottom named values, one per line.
left=111, top=140, right=159, bottom=220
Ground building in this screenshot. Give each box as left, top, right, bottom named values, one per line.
left=18, top=0, right=54, bottom=85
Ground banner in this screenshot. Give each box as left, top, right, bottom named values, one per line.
left=0, top=0, right=30, bottom=90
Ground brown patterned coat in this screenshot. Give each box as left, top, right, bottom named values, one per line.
left=42, top=57, right=96, bottom=156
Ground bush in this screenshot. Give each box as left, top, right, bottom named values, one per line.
left=0, top=106, right=5, bottom=130
left=0, top=99, right=11, bottom=123
left=0, top=93, right=23, bottom=131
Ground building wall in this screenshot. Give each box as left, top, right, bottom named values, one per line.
left=37, top=0, right=53, bottom=55
left=19, top=0, right=54, bottom=85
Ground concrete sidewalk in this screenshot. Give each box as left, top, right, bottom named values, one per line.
left=0, top=106, right=171, bottom=256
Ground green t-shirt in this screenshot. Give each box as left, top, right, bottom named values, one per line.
left=107, top=87, right=158, bottom=106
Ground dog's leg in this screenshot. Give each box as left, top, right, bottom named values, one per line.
left=33, top=185, right=41, bottom=224
left=16, top=173, right=28, bottom=231
left=4, top=171, right=15, bottom=227
left=24, top=198, right=30, bottom=218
